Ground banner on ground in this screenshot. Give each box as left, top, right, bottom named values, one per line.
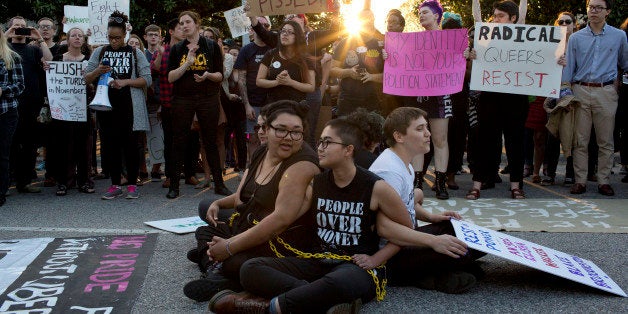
left=469, top=22, right=566, bottom=97
left=0, top=235, right=157, bottom=312
left=144, top=216, right=207, bottom=234
left=88, top=0, right=130, bottom=45
left=147, top=114, right=165, bottom=164
left=451, top=219, right=626, bottom=297
left=384, top=30, right=468, bottom=97
left=247, top=0, right=336, bottom=16
left=63, top=6, right=90, bottom=33
left=45, top=61, right=88, bottom=122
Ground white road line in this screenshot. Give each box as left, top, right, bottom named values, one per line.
left=0, top=227, right=168, bottom=234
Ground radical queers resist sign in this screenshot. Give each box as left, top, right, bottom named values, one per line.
left=470, top=22, right=567, bottom=97
left=0, top=235, right=157, bottom=313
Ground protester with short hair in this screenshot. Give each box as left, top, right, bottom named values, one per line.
left=0, top=25, right=25, bottom=206
left=562, top=0, right=628, bottom=196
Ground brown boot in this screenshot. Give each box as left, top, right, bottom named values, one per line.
left=209, top=290, right=269, bottom=314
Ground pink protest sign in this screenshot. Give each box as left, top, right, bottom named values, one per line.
left=383, top=30, right=468, bottom=97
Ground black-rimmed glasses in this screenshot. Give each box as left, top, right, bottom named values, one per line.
left=587, top=5, right=607, bottom=12
left=268, top=125, right=303, bottom=140
left=557, top=20, right=573, bottom=25
left=254, top=123, right=266, bottom=132
left=317, top=139, right=348, bottom=150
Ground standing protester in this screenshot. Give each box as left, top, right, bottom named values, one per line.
left=52, top=27, right=94, bottom=196
left=6, top=16, right=52, bottom=193
left=256, top=20, right=315, bottom=104
left=0, top=26, right=25, bottom=206
left=562, top=0, right=628, bottom=196
left=151, top=18, right=184, bottom=189
left=330, top=9, right=385, bottom=116
left=36, top=18, right=60, bottom=58
left=143, top=24, right=164, bottom=182
left=84, top=11, right=151, bottom=200
left=233, top=17, right=272, bottom=165
left=406, top=0, right=452, bottom=200
left=166, top=11, right=231, bottom=198
left=465, top=0, right=529, bottom=200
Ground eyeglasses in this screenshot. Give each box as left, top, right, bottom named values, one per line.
left=280, top=29, right=295, bottom=36
left=317, top=139, right=348, bottom=150
left=109, top=16, right=125, bottom=24
left=253, top=123, right=266, bottom=132
left=557, top=19, right=573, bottom=25
left=587, top=5, right=607, bottom=12
left=38, top=25, right=53, bottom=30
left=268, top=125, right=303, bottom=140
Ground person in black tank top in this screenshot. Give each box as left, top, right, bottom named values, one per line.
left=212, top=118, right=413, bottom=313
left=183, top=100, right=320, bottom=303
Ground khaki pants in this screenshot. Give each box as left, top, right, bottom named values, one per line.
left=572, top=84, right=618, bottom=185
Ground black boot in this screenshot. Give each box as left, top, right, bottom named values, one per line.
left=435, top=171, right=449, bottom=200
left=414, top=171, right=424, bottom=190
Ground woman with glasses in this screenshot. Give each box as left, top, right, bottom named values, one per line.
left=84, top=10, right=151, bottom=200
left=542, top=12, right=579, bottom=187
left=183, top=100, right=320, bottom=302
left=0, top=26, right=25, bottom=207
left=256, top=21, right=315, bottom=104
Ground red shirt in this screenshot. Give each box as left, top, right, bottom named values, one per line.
left=151, top=43, right=173, bottom=108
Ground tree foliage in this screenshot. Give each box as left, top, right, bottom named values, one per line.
left=2, top=0, right=626, bottom=40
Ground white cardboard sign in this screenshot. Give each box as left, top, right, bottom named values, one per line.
left=451, top=219, right=626, bottom=297
left=88, top=0, right=130, bottom=45
left=469, top=22, right=566, bottom=97
left=63, top=5, right=90, bottom=33
left=144, top=217, right=207, bottom=234
left=224, top=6, right=252, bottom=38
left=45, top=61, right=88, bottom=122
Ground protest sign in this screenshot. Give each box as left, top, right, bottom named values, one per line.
left=46, top=61, right=87, bottom=122
left=0, top=235, right=157, bottom=312
left=224, top=6, right=252, bottom=38
left=144, top=216, right=207, bottom=234
left=247, top=0, right=336, bottom=16
left=451, top=219, right=627, bottom=297
left=88, top=0, right=130, bottom=45
left=147, top=114, right=165, bottom=164
left=384, top=30, right=468, bottom=97
left=63, top=6, right=90, bottom=32
left=469, top=22, right=566, bottom=97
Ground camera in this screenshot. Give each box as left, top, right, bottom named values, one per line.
left=15, top=28, right=31, bottom=36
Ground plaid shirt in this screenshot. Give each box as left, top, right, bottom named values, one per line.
left=0, top=59, right=25, bottom=114
left=151, top=43, right=173, bottom=108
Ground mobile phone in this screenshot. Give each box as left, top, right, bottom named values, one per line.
left=101, top=59, right=110, bottom=66
left=15, top=27, right=31, bottom=36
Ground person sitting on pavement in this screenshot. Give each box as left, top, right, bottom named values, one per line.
left=183, top=100, right=320, bottom=302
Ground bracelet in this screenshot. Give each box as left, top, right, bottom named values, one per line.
left=225, top=241, right=233, bottom=256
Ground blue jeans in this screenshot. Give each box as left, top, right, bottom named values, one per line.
left=0, top=108, right=19, bottom=195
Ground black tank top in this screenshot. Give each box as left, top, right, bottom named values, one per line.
left=310, top=166, right=381, bottom=256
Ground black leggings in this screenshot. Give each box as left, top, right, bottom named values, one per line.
left=241, top=257, right=375, bottom=313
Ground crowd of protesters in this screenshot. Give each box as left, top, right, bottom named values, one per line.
left=1, top=0, right=627, bottom=311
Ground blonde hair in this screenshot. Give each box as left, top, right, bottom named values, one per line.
left=0, top=26, right=20, bottom=70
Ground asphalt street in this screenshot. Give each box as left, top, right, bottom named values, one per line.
left=1, top=160, right=627, bottom=313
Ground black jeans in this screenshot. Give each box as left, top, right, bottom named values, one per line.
left=11, top=104, right=39, bottom=189
left=169, top=94, right=224, bottom=189
left=473, top=92, right=528, bottom=183
left=241, top=257, right=375, bottom=313
left=52, top=120, right=93, bottom=187
left=0, top=108, right=19, bottom=195
left=97, top=110, right=140, bottom=186
left=387, top=221, right=482, bottom=286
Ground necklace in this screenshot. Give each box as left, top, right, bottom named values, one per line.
left=250, top=158, right=282, bottom=198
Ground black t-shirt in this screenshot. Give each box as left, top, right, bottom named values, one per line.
left=233, top=42, right=272, bottom=107
left=168, top=36, right=223, bottom=96
left=100, top=45, right=133, bottom=110
left=260, top=48, right=314, bottom=104
left=308, top=166, right=381, bottom=255
left=333, top=33, right=385, bottom=103
left=10, top=43, right=44, bottom=103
